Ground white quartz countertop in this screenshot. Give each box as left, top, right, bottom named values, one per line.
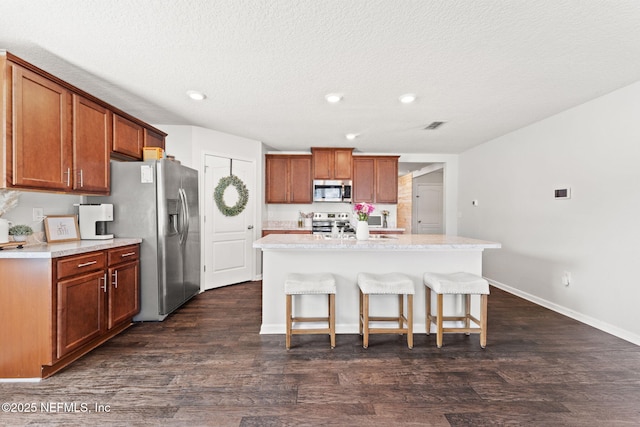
left=253, top=233, right=500, bottom=251
left=0, top=238, right=142, bottom=259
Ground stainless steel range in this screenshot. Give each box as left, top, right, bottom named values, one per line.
left=312, top=212, right=355, bottom=236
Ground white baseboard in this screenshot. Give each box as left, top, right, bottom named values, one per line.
left=487, top=277, right=640, bottom=347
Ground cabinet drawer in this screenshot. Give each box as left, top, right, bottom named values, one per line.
left=57, top=252, right=106, bottom=280
left=108, top=245, right=139, bottom=266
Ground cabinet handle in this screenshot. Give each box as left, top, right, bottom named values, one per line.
left=120, top=252, right=136, bottom=258
left=100, top=274, right=107, bottom=293
left=112, top=270, right=118, bottom=288
left=64, top=168, right=71, bottom=187
left=77, top=260, right=97, bottom=268
left=78, top=169, right=84, bottom=187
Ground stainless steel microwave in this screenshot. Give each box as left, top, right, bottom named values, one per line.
left=313, top=180, right=352, bottom=202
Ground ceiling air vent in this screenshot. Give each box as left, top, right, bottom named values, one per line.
left=424, top=121, right=445, bottom=130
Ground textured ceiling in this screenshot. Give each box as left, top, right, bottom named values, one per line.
left=2, top=1, right=640, bottom=154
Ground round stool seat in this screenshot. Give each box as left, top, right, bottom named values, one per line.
left=423, top=272, right=489, bottom=295
left=357, top=272, right=415, bottom=294
left=285, top=273, right=336, bottom=295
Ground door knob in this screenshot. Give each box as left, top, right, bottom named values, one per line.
left=247, top=225, right=254, bottom=229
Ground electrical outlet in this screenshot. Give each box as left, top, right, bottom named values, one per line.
left=33, top=207, right=44, bottom=221
left=562, top=271, right=571, bottom=286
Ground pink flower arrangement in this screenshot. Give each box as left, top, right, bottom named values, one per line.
left=354, top=202, right=375, bottom=221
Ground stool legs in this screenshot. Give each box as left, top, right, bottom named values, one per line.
left=362, top=293, right=370, bottom=348
left=359, top=290, right=413, bottom=349
left=426, top=289, right=488, bottom=348
left=286, top=294, right=292, bottom=350
left=286, top=293, right=335, bottom=350
left=480, top=294, right=488, bottom=348
left=436, top=293, right=444, bottom=348
left=407, top=295, right=413, bottom=349
left=425, top=288, right=431, bottom=336
left=329, top=294, right=336, bottom=348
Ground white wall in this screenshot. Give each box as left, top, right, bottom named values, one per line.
left=0, top=191, right=81, bottom=239
left=157, top=125, right=264, bottom=281
left=458, top=81, right=640, bottom=345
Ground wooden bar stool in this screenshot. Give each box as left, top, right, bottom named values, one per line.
left=285, top=273, right=336, bottom=349
left=357, top=272, right=414, bottom=349
left=423, top=272, right=489, bottom=348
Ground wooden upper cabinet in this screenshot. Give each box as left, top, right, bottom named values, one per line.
left=334, top=149, right=353, bottom=179
left=265, top=154, right=312, bottom=204
left=2, top=51, right=161, bottom=194
left=352, top=156, right=399, bottom=203
left=73, top=95, right=110, bottom=193
left=113, top=114, right=143, bottom=159
left=144, top=128, right=165, bottom=149
left=375, top=156, right=399, bottom=203
left=11, top=64, right=72, bottom=191
left=352, top=157, right=375, bottom=202
left=312, top=147, right=353, bottom=180
left=289, top=156, right=313, bottom=203
left=265, top=155, right=289, bottom=203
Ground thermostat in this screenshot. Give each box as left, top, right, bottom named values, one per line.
left=554, top=188, right=571, bottom=199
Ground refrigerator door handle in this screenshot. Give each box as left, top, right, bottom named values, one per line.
left=178, top=188, right=190, bottom=245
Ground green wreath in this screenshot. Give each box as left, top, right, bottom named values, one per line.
left=214, top=175, right=249, bottom=217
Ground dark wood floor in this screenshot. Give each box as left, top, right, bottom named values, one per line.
left=2, top=282, right=639, bottom=426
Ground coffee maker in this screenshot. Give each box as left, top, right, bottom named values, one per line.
left=78, top=204, right=114, bottom=240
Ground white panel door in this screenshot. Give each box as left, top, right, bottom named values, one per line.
left=204, top=155, right=255, bottom=289
left=415, top=183, right=444, bottom=234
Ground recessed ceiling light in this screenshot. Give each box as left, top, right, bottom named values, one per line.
left=345, top=133, right=358, bottom=140
left=399, top=93, right=417, bottom=104
left=325, top=93, right=343, bottom=103
left=187, top=90, right=207, bottom=101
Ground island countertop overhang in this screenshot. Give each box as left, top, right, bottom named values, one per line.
left=253, top=234, right=501, bottom=251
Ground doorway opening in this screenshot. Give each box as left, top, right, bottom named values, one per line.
left=397, top=163, right=445, bottom=234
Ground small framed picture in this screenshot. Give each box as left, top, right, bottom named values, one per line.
left=44, top=215, right=81, bottom=243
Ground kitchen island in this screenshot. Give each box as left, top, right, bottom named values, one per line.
left=253, top=234, right=500, bottom=335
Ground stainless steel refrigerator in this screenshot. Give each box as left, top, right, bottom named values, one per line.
left=90, top=160, right=200, bottom=321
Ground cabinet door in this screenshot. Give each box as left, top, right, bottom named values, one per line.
left=289, top=156, right=312, bottom=203
left=12, top=65, right=72, bottom=190
left=73, top=95, right=110, bottom=194
left=108, top=260, right=139, bottom=329
left=333, top=149, right=353, bottom=180
left=265, top=156, right=289, bottom=203
left=57, top=271, right=105, bottom=358
left=112, top=114, right=143, bottom=159
left=312, top=148, right=332, bottom=179
left=352, top=158, right=375, bottom=202
left=375, top=157, right=398, bottom=203
left=144, top=128, right=165, bottom=149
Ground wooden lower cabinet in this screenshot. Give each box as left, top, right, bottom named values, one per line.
left=108, top=259, right=140, bottom=329
left=0, top=244, right=140, bottom=379
left=57, top=270, right=105, bottom=358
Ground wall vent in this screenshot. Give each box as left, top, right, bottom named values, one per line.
left=424, top=121, right=445, bottom=130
